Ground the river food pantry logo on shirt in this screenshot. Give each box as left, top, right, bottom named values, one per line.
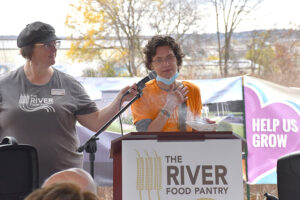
left=18, top=94, right=55, bottom=112
left=135, top=150, right=229, bottom=200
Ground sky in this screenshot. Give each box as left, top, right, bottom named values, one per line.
left=0, top=0, right=299, bottom=36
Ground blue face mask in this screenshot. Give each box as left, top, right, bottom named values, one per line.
left=156, top=72, right=179, bottom=85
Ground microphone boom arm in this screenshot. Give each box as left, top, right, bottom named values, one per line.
left=78, top=91, right=142, bottom=152
left=77, top=71, right=156, bottom=177
left=77, top=89, right=143, bottom=177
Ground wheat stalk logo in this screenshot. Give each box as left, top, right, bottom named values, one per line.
left=153, top=150, right=162, bottom=200
left=136, top=150, right=144, bottom=200
left=145, top=151, right=153, bottom=200
left=135, top=150, right=162, bottom=200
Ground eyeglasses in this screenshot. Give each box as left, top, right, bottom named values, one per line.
left=152, top=55, right=176, bottom=65
left=35, top=41, right=61, bottom=49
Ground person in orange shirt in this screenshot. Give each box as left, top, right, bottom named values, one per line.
left=131, top=35, right=205, bottom=132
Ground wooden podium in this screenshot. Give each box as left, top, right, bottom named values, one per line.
left=110, top=131, right=244, bottom=200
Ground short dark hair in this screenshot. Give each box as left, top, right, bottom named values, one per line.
left=143, top=35, right=185, bottom=71
left=20, top=45, right=34, bottom=60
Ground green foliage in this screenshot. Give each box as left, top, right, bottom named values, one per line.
left=245, top=37, right=276, bottom=75
left=245, top=46, right=275, bottom=72
left=82, top=67, right=101, bottom=77
left=121, top=115, right=134, bottom=125
left=231, top=123, right=245, bottom=138
left=100, top=62, right=116, bottom=77
left=81, top=62, right=118, bottom=77
left=106, top=121, right=136, bottom=133
left=258, top=47, right=277, bottom=74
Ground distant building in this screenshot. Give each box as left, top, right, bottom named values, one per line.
left=182, top=59, right=258, bottom=78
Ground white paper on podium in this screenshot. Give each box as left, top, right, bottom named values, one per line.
left=122, top=139, right=243, bottom=200
left=186, top=120, right=217, bottom=131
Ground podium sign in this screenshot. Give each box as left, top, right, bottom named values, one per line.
left=122, top=139, right=243, bottom=200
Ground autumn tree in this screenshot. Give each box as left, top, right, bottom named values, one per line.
left=65, top=0, right=147, bottom=76
left=274, top=29, right=300, bottom=75
left=82, top=61, right=117, bottom=77
left=273, top=29, right=300, bottom=86
left=211, top=0, right=262, bottom=77
left=245, top=29, right=300, bottom=87
left=273, top=44, right=293, bottom=74
left=246, top=45, right=275, bottom=74
left=82, top=67, right=101, bottom=77
left=245, top=30, right=272, bottom=74
left=65, top=0, right=203, bottom=77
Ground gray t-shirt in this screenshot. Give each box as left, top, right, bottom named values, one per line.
left=0, top=66, right=98, bottom=184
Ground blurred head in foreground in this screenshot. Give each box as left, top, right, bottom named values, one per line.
left=25, top=182, right=98, bottom=200
left=42, top=168, right=97, bottom=195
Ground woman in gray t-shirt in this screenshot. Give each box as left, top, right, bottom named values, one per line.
left=0, top=21, right=137, bottom=184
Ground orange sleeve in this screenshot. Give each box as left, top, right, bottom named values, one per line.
left=131, top=93, right=154, bottom=124
left=131, top=81, right=164, bottom=124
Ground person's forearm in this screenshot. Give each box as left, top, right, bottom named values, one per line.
left=147, top=108, right=171, bottom=132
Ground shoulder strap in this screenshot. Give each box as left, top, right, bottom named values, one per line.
left=179, top=101, right=187, bottom=132
left=177, top=81, right=187, bottom=132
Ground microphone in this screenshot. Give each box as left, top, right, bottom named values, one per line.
left=125, top=71, right=157, bottom=95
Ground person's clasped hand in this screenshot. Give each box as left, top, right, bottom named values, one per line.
left=164, top=84, right=189, bottom=111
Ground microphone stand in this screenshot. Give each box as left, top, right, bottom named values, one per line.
left=77, top=88, right=143, bottom=178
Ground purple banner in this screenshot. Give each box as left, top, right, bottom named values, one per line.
left=244, top=76, right=300, bottom=184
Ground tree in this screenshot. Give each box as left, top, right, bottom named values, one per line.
left=245, top=30, right=272, bottom=74
left=82, top=61, right=117, bottom=77
left=274, top=44, right=294, bottom=74
left=272, top=28, right=300, bottom=86
left=65, top=0, right=147, bottom=76
left=100, top=61, right=117, bottom=77
left=65, top=0, right=203, bottom=77
left=211, top=0, right=262, bottom=77
left=255, top=46, right=276, bottom=75
left=148, top=0, right=203, bottom=42
left=82, top=67, right=101, bottom=77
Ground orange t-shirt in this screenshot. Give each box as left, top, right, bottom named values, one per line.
left=131, top=80, right=202, bottom=132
